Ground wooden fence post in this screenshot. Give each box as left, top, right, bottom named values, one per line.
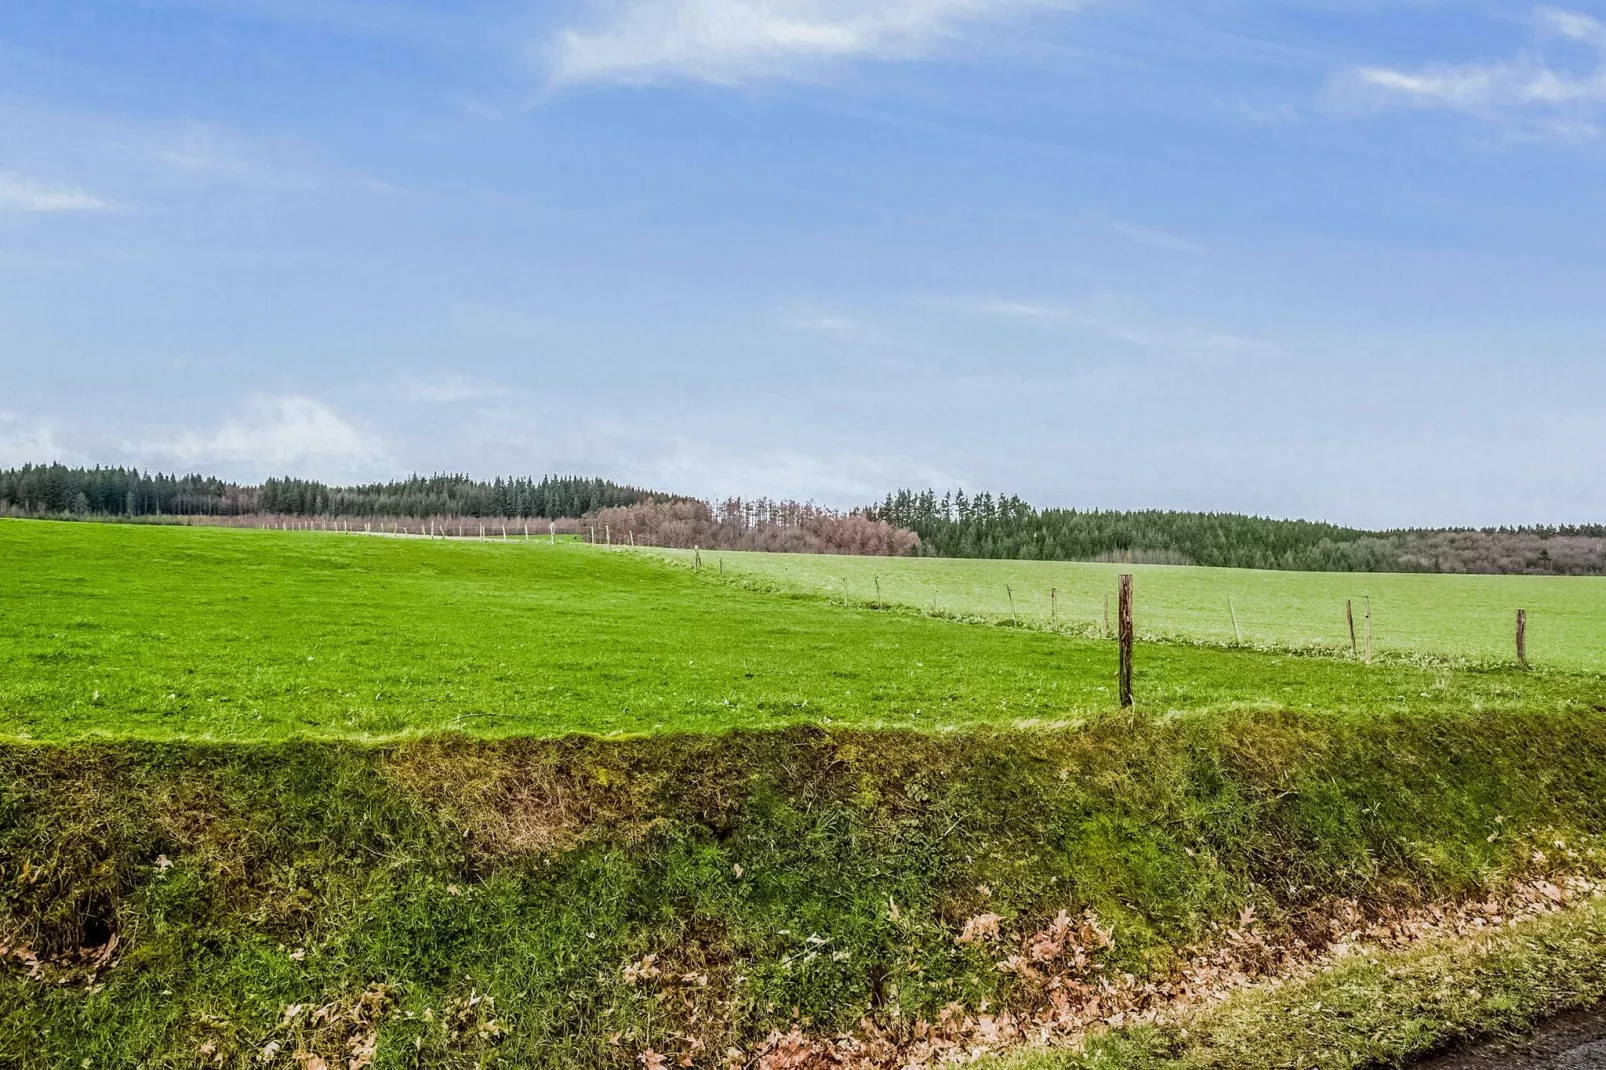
left=1229, top=599, right=1241, bottom=645
left=1346, top=600, right=1357, bottom=658
left=1050, top=586, right=1057, bottom=622
left=1007, top=585, right=1017, bottom=625
left=1364, top=595, right=1372, bottom=664
left=1517, top=609, right=1527, bottom=667
left=549, top=521, right=556, bottom=544
left=1118, top=574, right=1134, bottom=708
left=1103, top=594, right=1111, bottom=637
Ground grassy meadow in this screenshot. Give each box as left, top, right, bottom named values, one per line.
left=2, top=519, right=1602, bottom=742
left=646, top=547, right=1606, bottom=671
left=5, top=518, right=1606, bottom=1069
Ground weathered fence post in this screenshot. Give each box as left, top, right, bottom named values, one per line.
left=1118, top=574, right=1134, bottom=708
left=1346, top=599, right=1357, bottom=658
left=1103, top=593, right=1111, bottom=637
left=1229, top=599, right=1241, bottom=645
left=1517, top=609, right=1528, bottom=667
left=1364, top=595, right=1373, bottom=664
left=549, top=520, right=556, bottom=544
left=1006, top=584, right=1017, bottom=624
left=1050, top=586, right=1057, bottom=622
left=693, top=545, right=701, bottom=571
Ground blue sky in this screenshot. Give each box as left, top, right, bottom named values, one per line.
left=1, top=0, right=1603, bottom=526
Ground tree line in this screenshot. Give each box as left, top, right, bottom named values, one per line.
left=0, top=465, right=673, bottom=520
left=862, top=488, right=1606, bottom=575
left=584, top=498, right=919, bottom=556
left=5, top=464, right=1600, bottom=575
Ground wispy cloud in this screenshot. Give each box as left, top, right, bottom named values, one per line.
left=1107, top=220, right=1202, bottom=255
left=166, top=0, right=461, bottom=40
left=148, top=120, right=402, bottom=194
left=401, top=373, right=507, bottom=403
left=0, top=171, right=112, bottom=213
left=451, top=301, right=553, bottom=342
left=547, top=0, right=1076, bottom=86
left=960, top=297, right=1274, bottom=357
left=1349, top=7, right=1606, bottom=132
left=136, top=396, right=391, bottom=479
left=779, top=303, right=864, bottom=333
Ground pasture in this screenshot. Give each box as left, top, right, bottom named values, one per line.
left=6, top=518, right=1606, bottom=1070
left=2, top=519, right=1601, bottom=742
left=648, top=548, right=1606, bottom=671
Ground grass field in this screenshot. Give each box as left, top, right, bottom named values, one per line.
left=6, top=518, right=1606, bottom=1068
left=646, top=548, right=1606, bottom=671
left=2, top=520, right=1602, bottom=742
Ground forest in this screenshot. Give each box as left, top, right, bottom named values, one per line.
left=862, top=488, right=1606, bottom=575
left=0, top=465, right=670, bottom=520
left=5, top=465, right=1603, bottom=575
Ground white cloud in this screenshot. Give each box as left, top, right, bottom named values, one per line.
left=560, top=421, right=955, bottom=505
left=0, top=413, right=78, bottom=467
left=401, top=373, right=507, bottom=403
left=137, top=396, right=391, bottom=479
left=1351, top=7, right=1606, bottom=121
left=547, top=0, right=1074, bottom=86
left=0, top=171, right=111, bottom=213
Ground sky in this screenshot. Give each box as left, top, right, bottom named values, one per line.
left=1, top=0, right=1603, bottom=527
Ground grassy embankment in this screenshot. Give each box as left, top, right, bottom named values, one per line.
left=3, top=520, right=1606, bottom=1068
left=645, top=548, right=1606, bottom=671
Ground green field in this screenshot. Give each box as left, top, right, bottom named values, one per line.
left=7, top=518, right=1606, bottom=1070
left=2, top=520, right=1602, bottom=742
left=646, top=547, right=1606, bottom=671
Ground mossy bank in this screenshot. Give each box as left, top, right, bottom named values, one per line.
left=5, top=708, right=1606, bottom=1068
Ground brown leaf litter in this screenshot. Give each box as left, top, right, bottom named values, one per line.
left=633, top=873, right=1606, bottom=1070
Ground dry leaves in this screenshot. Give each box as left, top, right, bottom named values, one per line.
left=955, top=913, right=1002, bottom=945
left=0, top=932, right=119, bottom=987
left=623, top=953, right=662, bottom=985
left=724, top=872, right=1606, bottom=1070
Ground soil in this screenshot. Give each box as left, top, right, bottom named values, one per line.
left=1415, top=1004, right=1606, bottom=1069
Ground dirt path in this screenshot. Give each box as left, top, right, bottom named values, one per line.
left=1415, top=1005, right=1606, bottom=1069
